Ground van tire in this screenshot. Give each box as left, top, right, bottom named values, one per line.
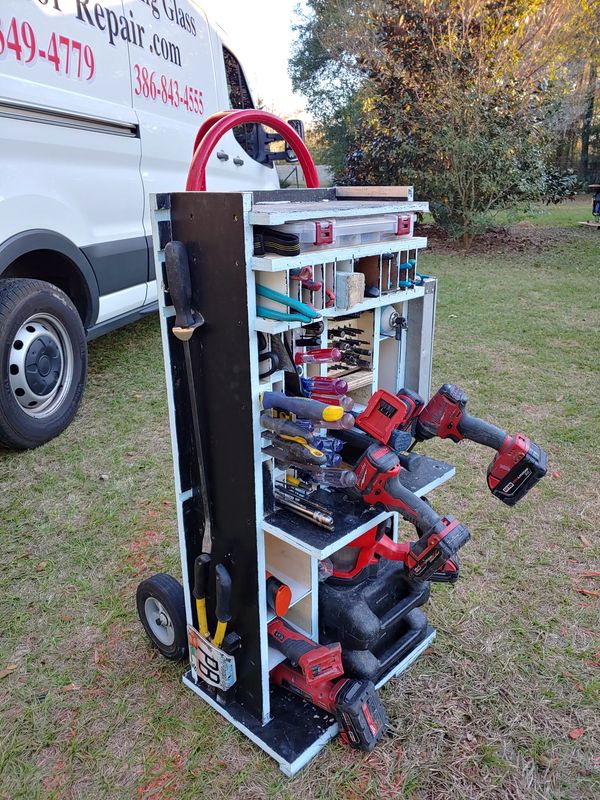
left=0, top=278, right=87, bottom=449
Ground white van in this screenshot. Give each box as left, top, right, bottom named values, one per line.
left=0, top=0, right=285, bottom=449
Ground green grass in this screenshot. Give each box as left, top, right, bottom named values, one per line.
left=508, top=196, right=596, bottom=227
left=425, top=196, right=598, bottom=229
left=1, top=222, right=599, bottom=799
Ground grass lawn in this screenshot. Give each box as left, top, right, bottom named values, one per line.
left=1, top=217, right=598, bottom=799
left=502, top=196, right=598, bottom=227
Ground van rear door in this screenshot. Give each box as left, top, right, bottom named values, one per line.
left=127, top=0, right=220, bottom=307
left=0, top=0, right=148, bottom=325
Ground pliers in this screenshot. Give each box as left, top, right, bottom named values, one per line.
left=256, top=284, right=321, bottom=324
left=290, top=267, right=322, bottom=292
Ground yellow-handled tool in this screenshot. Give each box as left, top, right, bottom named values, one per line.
left=192, top=554, right=232, bottom=649
left=193, top=553, right=211, bottom=638
left=213, top=564, right=232, bottom=648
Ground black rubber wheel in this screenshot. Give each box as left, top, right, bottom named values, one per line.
left=136, top=573, right=188, bottom=661
left=0, top=278, right=87, bottom=449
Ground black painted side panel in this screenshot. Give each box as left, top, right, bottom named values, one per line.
left=82, top=236, right=149, bottom=293
left=168, top=192, right=264, bottom=722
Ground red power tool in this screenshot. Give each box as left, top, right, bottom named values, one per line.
left=268, top=618, right=387, bottom=751
left=356, top=387, right=423, bottom=443
left=415, top=384, right=548, bottom=506
left=349, top=444, right=470, bottom=582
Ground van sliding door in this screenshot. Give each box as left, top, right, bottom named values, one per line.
left=0, top=0, right=148, bottom=325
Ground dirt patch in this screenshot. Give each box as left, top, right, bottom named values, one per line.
left=417, top=222, right=585, bottom=255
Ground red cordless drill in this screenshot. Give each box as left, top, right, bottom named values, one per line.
left=268, top=618, right=387, bottom=751
left=351, top=444, right=470, bottom=581
left=415, top=384, right=548, bottom=506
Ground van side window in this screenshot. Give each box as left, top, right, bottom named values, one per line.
left=223, top=47, right=261, bottom=160
left=223, top=48, right=254, bottom=111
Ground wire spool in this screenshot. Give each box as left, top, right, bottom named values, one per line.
left=380, top=305, right=400, bottom=337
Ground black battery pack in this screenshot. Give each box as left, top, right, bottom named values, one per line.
left=334, top=679, right=387, bottom=751
left=488, top=441, right=548, bottom=506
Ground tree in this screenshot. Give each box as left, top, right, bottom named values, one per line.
left=291, top=0, right=587, bottom=246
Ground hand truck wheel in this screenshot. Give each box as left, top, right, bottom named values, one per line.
left=136, top=573, right=188, bottom=661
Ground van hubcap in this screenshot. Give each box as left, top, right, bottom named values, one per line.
left=9, top=315, right=74, bottom=417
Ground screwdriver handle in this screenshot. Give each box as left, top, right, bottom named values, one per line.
left=164, top=241, right=204, bottom=341
left=261, top=391, right=344, bottom=422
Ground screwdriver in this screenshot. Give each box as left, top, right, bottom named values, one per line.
left=164, top=241, right=212, bottom=554
left=261, top=391, right=344, bottom=422
left=301, top=376, right=348, bottom=395
left=260, top=413, right=315, bottom=442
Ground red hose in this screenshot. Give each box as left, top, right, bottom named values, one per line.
left=186, top=109, right=319, bottom=191
left=190, top=111, right=233, bottom=158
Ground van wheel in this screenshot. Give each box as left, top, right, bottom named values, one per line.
left=0, top=278, right=87, bottom=449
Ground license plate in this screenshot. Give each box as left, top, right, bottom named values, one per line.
left=187, top=625, right=236, bottom=690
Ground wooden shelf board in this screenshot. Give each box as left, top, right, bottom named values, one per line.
left=255, top=317, right=312, bottom=335
left=343, top=370, right=374, bottom=391
left=249, top=200, right=429, bottom=225
left=268, top=648, right=287, bottom=671
left=322, top=284, right=425, bottom=316
left=251, top=236, right=428, bottom=272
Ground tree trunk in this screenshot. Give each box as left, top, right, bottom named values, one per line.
left=580, top=60, right=597, bottom=183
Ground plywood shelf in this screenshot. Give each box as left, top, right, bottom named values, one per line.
left=251, top=236, right=428, bottom=272
left=342, top=370, right=374, bottom=391
left=250, top=200, right=429, bottom=225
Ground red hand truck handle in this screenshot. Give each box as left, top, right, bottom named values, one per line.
left=186, top=109, right=320, bottom=191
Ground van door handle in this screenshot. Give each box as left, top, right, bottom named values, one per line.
left=233, top=157, right=244, bottom=166
left=216, top=151, right=229, bottom=161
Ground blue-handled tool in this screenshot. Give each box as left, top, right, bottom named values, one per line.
left=256, top=284, right=320, bottom=324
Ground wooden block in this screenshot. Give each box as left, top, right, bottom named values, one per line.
left=355, top=255, right=380, bottom=294
left=335, top=185, right=414, bottom=202
left=335, top=272, right=365, bottom=309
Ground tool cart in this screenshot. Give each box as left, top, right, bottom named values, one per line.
left=136, top=112, right=547, bottom=775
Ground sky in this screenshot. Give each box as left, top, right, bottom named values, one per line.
left=199, top=0, right=310, bottom=118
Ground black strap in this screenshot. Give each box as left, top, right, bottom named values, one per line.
left=254, top=227, right=301, bottom=257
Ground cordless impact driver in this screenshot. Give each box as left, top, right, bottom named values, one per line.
left=414, top=384, right=548, bottom=506
left=354, top=384, right=548, bottom=506
left=350, top=444, right=470, bottom=582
